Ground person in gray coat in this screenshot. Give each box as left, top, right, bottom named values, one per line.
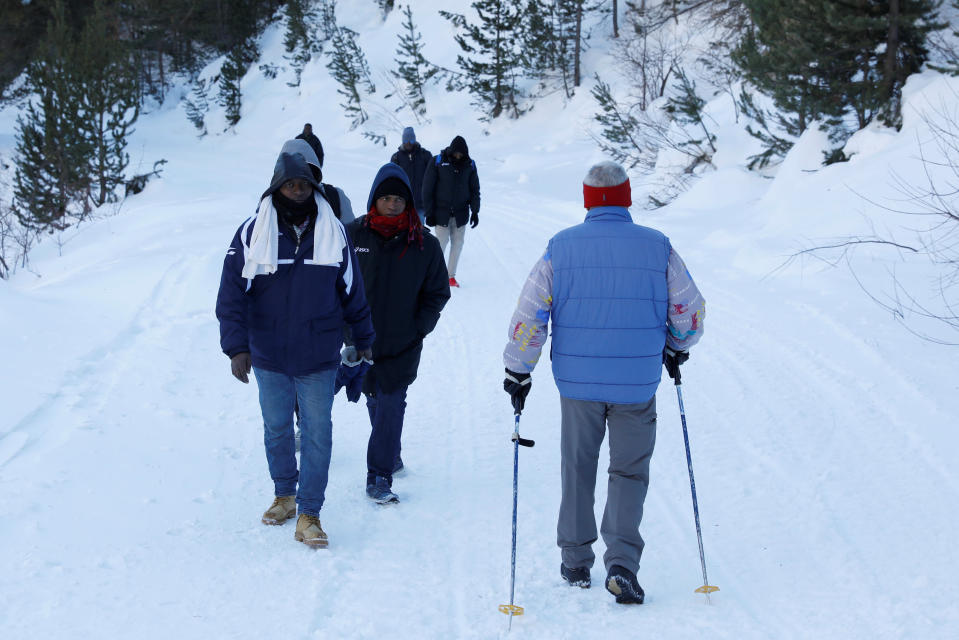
left=421, top=135, right=480, bottom=288
left=279, top=139, right=354, bottom=225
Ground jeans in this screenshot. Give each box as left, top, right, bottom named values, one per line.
left=364, top=383, right=409, bottom=486
left=254, top=367, right=336, bottom=517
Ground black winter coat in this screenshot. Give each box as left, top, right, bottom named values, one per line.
left=422, top=150, right=480, bottom=227
left=346, top=217, right=450, bottom=393
left=390, top=144, right=432, bottom=212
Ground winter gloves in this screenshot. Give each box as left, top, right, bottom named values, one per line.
left=663, top=346, right=689, bottom=382
left=469, top=212, right=479, bottom=228
left=335, top=346, right=374, bottom=402
left=231, top=352, right=252, bottom=383
left=503, top=368, right=532, bottom=414
left=425, top=213, right=436, bottom=227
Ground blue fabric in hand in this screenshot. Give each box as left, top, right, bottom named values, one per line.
left=334, top=346, right=373, bottom=403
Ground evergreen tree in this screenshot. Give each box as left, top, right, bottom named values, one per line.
left=590, top=74, right=648, bottom=168
left=442, top=1, right=526, bottom=119
left=664, top=67, right=717, bottom=168
left=78, top=0, right=140, bottom=207
left=12, top=0, right=90, bottom=232
left=284, top=0, right=318, bottom=88
left=219, top=38, right=258, bottom=128
left=326, top=4, right=376, bottom=130
left=392, top=4, right=436, bottom=116
left=735, top=0, right=941, bottom=164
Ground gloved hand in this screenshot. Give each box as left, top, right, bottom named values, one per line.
left=425, top=214, right=436, bottom=227
left=231, top=352, right=251, bottom=383
left=335, top=346, right=373, bottom=402
left=469, top=212, right=479, bottom=228
left=503, top=368, right=532, bottom=414
left=663, top=346, right=689, bottom=381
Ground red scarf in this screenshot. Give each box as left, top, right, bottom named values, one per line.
left=365, top=207, right=424, bottom=256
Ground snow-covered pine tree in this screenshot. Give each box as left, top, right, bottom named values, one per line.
left=184, top=79, right=210, bottom=134
left=77, top=0, right=140, bottom=208
left=326, top=4, right=376, bottom=130
left=589, top=74, right=648, bottom=168
left=442, top=0, right=525, bottom=119
left=12, top=0, right=91, bottom=233
left=392, top=4, right=436, bottom=116
left=219, top=38, right=258, bottom=128
left=284, top=0, right=319, bottom=88
left=663, top=68, right=716, bottom=171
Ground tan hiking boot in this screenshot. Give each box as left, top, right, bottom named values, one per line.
left=261, top=496, right=296, bottom=525
left=294, top=514, right=329, bottom=549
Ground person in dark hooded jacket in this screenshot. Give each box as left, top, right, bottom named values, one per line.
left=345, top=162, right=450, bottom=504
left=390, top=127, right=432, bottom=221
left=421, top=135, right=480, bottom=288
left=216, top=152, right=374, bottom=548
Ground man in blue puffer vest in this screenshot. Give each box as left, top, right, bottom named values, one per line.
left=501, top=160, right=705, bottom=604
left=216, top=152, right=375, bottom=549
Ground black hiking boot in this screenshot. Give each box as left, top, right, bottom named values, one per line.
left=561, top=564, right=591, bottom=588
left=605, top=565, right=644, bottom=604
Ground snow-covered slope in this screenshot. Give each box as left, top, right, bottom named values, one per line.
left=1, top=4, right=958, bottom=638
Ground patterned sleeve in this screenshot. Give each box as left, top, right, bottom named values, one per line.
left=503, top=248, right=553, bottom=374
left=666, top=247, right=705, bottom=351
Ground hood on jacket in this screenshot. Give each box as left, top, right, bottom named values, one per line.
left=447, top=135, right=469, bottom=159
left=366, top=163, right=415, bottom=212
left=280, top=139, right=322, bottom=181
left=262, top=152, right=321, bottom=200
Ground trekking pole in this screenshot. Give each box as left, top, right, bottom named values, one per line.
left=499, top=411, right=534, bottom=630
left=672, top=365, right=719, bottom=602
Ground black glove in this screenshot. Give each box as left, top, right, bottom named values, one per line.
left=230, top=352, right=251, bottom=384
left=425, top=214, right=436, bottom=227
left=469, top=212, right=479, bottom=228
left=663, top=346, right=689, bottom=382
left=503, top=368, right=532, bottom=414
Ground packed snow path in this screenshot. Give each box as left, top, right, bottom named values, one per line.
left=2, top=125, right=958, bottom=639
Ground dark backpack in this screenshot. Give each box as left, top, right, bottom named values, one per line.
left=321, top=183, right=342, bottom=219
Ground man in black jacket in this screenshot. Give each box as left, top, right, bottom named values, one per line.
left=346, top=162, right=450, bottom=503
left=390, top=127, right=432, bottom=224
left=421, top=135, right=480, bottom=288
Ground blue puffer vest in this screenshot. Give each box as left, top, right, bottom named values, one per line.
left=549, top=206, right=670, bottom=404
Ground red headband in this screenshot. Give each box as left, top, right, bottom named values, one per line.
left=583, top=180, right=631, bottom=209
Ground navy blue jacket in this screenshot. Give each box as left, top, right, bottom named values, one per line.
left=421, top=149, right=480, bottom=227
left=390, top=144, right=432, bottom=212
left=216, top=158, right=374, bottom=376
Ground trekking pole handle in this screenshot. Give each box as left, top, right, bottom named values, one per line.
left=511, top=413, right=535, bottom=447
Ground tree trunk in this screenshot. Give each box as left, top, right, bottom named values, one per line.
left=613, top=0, right=619, bottom=38
left=884, top=0, right=900, bottom=100
left=574, top=4, right=582, bottom=86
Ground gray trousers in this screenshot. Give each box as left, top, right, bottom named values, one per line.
left=434, top=219, right=466, bottom=277
left=558, top=395, right=657, bottom=574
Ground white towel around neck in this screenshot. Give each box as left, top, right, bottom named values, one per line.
left=241, top=191, right=346, bottom=280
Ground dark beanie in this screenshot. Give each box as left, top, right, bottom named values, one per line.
left=449, top=135, right=469, bottom=157
left=373, top=176, right=412, bottom=202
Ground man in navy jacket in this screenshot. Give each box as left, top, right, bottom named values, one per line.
left=216, top=152, right=374, bottom=548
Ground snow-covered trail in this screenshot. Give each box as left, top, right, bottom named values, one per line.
left=3, top=130, right=958, bottom=640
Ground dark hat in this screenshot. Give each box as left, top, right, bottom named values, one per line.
left=402, top=127, right=416, bottom=144
left=449, top=135, right=469, bottom=157
left=373, top=176, right=412, bottom=203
